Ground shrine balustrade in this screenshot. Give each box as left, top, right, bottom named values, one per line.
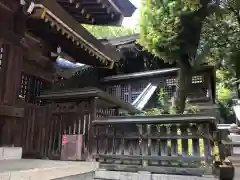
left=90, top=114, right=219, bottom=176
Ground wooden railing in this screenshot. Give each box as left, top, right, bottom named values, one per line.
left=90, top=115, right=218, bottom=176
left=19, top=101, right=120, bottom=159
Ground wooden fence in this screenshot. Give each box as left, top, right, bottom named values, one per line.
left=20, top=100, right=94, bottom=158
left=19, top=100, right=119, bottom=159
left=90, top=115, right=218, bottom=176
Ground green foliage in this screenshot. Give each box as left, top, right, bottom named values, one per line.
left=83, top=25, right=135, bottom=39
left=201, top=12, right=240, bottom=67
left=144, top=108, right=163, bottom=116
left=217, top=85, right=233, bottom=103
left=201, top=0, right=240, bottom=87
left=216, top=69, right=235, bottom=122
left=139, top=0, right=181, bottom=62
left=143, top=88, right=170, bottom=115
left=184, top=101, right=200, bottom=114
left=143, top=88, right=199, bottom=116
left=139, top=0, right=213, bottom=62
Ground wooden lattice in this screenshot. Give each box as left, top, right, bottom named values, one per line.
left=19, top=73, right=46, bottom=104
left=105, top=82, right=148, bottom=103
left=164, top=75, right=206, bottom=99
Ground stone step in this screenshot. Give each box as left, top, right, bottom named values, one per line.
left=228, top=155, right=240, bottom=166
left=0, top=147, right=22, bottom=160
left=55, top=172, right=94, bottom=180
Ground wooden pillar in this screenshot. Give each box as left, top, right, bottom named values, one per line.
left=2, top=6, right=25, bottom=104
left=115, top=107, right=120, bottom=116
left=87, top=97, right=98, bottom=160
left=0, top=6, right=26, bottom=146
left=0, top=43, right=24, bottom=146
left=90, top=97, right=98, bottom=122
left=2, top=43, right=24, bottom=104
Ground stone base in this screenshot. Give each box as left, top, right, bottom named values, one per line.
left=228, top=155, right=240, bottom=167
left=94, top=170, right=217, bottom=180
left=0, top=147, right=22, bottom=160
left=233, top=147, right=240, bottom=155
left=228, top=134, right=240, bottom=142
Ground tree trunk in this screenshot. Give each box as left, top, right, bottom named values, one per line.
left=174, top=66, right=192, bottom=114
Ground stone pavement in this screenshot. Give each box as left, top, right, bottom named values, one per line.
left=0, top=159, right=99, bottom=180
left=1, top=160, right=240, bottom=180
left=234, top=167, right=240, bottom=179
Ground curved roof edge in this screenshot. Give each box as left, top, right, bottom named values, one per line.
left=112, top=0, right=137, bottom=17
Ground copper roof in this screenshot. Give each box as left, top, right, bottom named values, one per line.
left=24, top=0, right=121, bottom=68
left=38, top=87, right=140, bottom=113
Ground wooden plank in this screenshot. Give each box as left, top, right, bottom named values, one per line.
left=160, top=125, right=168, bottom=166
left=170, top=124, right=178, bottom=156
left=92, top=134, right=210, bottom=140
left=44, top=104, right=52, bottom=158
left=180, top=124, right=189, bottom=166
left=25, top=107, right=32, bottom=152
left=47, top=113, right=54, bottom=157
left=29, top=107, right=36, bottom=151
left=0, top=105, right=24, bottom=118
left=95, top=154, right=206, bottom=162
left=93, top=115, right=216, bottom=126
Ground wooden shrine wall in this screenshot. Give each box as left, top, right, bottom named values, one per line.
left=0, top=3, right=55, bottom=149
left=21, top=102, right=94, bottom=159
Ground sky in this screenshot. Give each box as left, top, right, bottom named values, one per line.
left=122, top=0, right=140, bottom=29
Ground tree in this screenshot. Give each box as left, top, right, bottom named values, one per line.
left=83, top=25, right=135, bottom=39
left=201, top=0, right=240, bottom=94
left=139, top=0, right=219, bottom=113
left=195, top=0, right=240, bottom=122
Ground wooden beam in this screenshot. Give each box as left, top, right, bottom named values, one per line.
left=0, top=0, right=19, bottom=12
left=22, top=61, right=54, bottom=82
left=0, top=104, right=24, bottom=118
left=0, top=27, right=23, bottom=46
left=27, top=52, right=52, bottom=68
left=24, top=33, right=55, bottom=68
